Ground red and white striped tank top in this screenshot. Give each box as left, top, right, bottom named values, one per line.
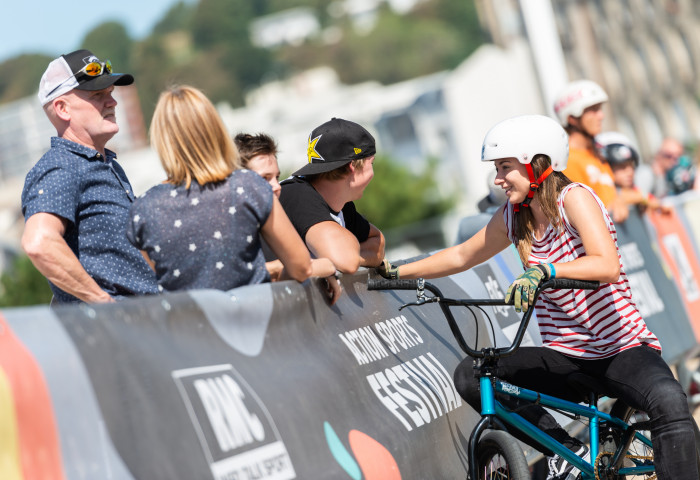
left=504, top=183, right=661, bottom=359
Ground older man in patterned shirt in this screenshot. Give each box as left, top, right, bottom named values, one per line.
left=21, top=49, right=157, bottom=304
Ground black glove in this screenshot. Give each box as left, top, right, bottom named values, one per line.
left=377, top=258, right=399, bottom=280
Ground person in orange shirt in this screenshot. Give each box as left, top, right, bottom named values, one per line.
left=553, top=80, right=629, bottom=223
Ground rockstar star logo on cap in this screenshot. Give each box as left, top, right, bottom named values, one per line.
left=307, top=134, right=323, bottom=164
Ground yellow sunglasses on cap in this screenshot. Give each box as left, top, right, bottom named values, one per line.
left=78, top=60, right=112, bottom=77
left=47, top=60, right=113, bottom=97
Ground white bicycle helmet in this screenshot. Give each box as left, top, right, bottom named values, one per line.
left=481, top=114, right=569, bottom=171
left=553, top=80, right=608, bottom=126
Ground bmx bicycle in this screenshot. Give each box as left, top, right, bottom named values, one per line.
left=368, top=276, right=700, bottom=479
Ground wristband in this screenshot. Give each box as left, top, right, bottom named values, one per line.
left=547, top=263, right=556, bottom=279
left=534, top=263, right=555, bottom=280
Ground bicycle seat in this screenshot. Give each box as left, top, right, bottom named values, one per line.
left=566, top=372, right=607, bottom=402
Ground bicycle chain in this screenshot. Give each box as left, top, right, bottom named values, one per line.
left=593, top=451, right=656, bottom=480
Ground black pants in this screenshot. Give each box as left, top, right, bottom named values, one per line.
left=453, top=345, right=698, bottom=480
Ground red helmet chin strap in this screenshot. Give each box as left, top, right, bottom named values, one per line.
left=514, top=164, right=554, bottom=212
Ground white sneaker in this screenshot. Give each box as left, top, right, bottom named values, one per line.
left=545, top=444, right=590, bottom=480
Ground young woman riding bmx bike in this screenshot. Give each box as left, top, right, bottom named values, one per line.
left=378, top=114, right=698, bottom=479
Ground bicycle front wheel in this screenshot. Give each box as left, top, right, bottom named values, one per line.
left=476, top=430, right=530, bottom=480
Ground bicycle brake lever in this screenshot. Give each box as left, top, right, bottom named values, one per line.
left=398, top=296, right=438, bottom=311
left=398, top=278, right=434, bottom=310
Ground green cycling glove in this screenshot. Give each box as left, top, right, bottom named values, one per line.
left=505, top=264, right=550, bottom=312
left=377, top=258, right=400, bottom=280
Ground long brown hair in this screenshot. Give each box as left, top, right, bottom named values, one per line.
left=512, top=154, right=571, bottom=266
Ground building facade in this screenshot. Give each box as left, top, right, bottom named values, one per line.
left=476, top=0, right=700, bottom=158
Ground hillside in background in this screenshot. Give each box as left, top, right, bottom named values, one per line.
left=0, top=0, right=484, bottom=125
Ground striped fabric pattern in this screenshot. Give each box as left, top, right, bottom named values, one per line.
left=504, top=183, right=661, bottom=359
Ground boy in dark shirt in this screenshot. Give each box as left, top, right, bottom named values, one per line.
left=279, top=118, right=385, bottom=274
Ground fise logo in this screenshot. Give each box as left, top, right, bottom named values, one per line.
left=172, top=364, right=296, bottom=480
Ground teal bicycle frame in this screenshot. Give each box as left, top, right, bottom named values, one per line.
left=367, top=277, right=655, bottom=480
left=472, top=375, right=654, bottom=479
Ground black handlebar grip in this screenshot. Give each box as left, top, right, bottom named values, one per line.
left=367, top=279, right=420, bottom=291
left=542, top=279, right=600, bottom=290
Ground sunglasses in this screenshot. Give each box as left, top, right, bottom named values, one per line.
left=660, top=151, right=681, bottom=160
left=47, top=60, right=113, bottom=97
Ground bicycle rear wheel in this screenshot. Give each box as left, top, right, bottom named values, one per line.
left=476, top=430, right=530, bottom=480
left=604, top=401, right=700, bottom=479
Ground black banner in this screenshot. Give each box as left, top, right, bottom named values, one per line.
left=53, top=274, right=488, bottom=479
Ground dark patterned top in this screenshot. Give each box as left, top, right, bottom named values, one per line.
left=127, top=169, right=273, bottom=292
left=21, top=137, right=158, bottom=303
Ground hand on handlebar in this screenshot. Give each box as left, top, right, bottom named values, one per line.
left=377, top=258, right=400, bottom=280
left=505, top=264, right=550, bottom=312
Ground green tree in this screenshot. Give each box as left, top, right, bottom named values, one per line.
left=191, top=0, right=251, bottom=48
left=278, top=0, right=485, bottom=86
left=131, top=36, right=169, bottom=122
left=0, top=0, right=486, bottom=125
left=355, top=155, right=455, bottom=230
left=0, top=256, right=53, bottom=307
left=153, top=1, right=196, bottom=35
left=416, top=0, right=485, bottom=68
left=0, top=54, right=52, bottom=104
left=81, top=21, right=134, bottom=74
left=129, top=0, right=273, bottom=118
left=192, top=0, right=273, bottom=94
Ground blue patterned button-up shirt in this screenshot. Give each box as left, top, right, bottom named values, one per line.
left=21, top=137, right=158, bottom=303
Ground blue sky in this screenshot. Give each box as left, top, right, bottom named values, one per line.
left=0, top=0, right=193, bottom=63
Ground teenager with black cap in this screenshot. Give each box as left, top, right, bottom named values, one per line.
left=279, top=118, right=385, bottom=274
left=21, top=49, right=158, bottom=304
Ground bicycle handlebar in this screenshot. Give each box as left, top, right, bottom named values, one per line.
left=537, top=278, right=601, bottom=292
left=368, top=277, right=600, bottom=358
left=367, top=279, right=421, bottom=290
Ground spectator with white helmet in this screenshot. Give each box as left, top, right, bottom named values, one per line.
left=553, top=80, right=629, bottom=223
left=596, top=131, right=671, bottom=214
left=378, top=114, right=697, bottom=480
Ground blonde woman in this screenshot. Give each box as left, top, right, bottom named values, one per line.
left=127, top=86, right=337, bottom=298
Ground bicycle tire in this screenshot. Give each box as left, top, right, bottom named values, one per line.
left=604, top=400, right=700, bottom=479
left=476, top=430, right=530, bottom=480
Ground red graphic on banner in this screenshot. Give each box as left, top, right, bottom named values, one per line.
left=647, top=209, right=700, bottom=340
left=349, top=429, right=402, bottom=480
left=326, top=421, right=402, bottom=480
left=0, top=314, right=66, bottom=480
